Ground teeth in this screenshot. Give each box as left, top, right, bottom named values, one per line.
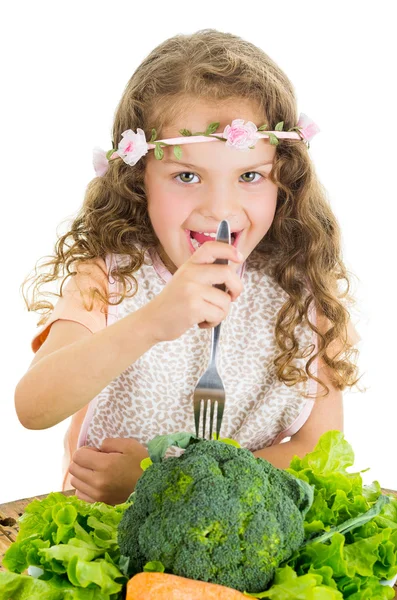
left=191, top=237, right=201, bottom=250
left=194, top=231, right=216, bottom=238
left=190, top=230, right=237, bottom=250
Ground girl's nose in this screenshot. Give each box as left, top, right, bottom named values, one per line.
left=200, top=186, right=241, bottom=222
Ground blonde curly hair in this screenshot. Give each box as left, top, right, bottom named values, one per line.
left=22, top=28, right=362, bottom=398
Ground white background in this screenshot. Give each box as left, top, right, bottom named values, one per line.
left=1, top=1, right=395, bottom=504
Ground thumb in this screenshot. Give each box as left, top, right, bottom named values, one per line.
left=100, top=437, right=135, bottom=454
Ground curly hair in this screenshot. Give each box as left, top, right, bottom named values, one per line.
left=22, top=28, right=362, bottom=398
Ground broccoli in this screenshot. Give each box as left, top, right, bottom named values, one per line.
left=118, top=439, right=313, bottom=593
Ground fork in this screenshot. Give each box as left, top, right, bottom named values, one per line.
left=193, top=219, right=231, bottom=440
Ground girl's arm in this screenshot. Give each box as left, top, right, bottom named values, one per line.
left=253, top=307, right=351, bottom=469
left=15, top=242, right=243, bottom=431
left=253, top=383, right=343, bottom=469
left=15, top=305, right=158, bottom=430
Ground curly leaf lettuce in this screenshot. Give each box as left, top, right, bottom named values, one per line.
left=1, top=492, right=130, bottom=598
left=0, top=570, right=114, bottom=599
left=244, top=565, right=344, bottom=598
left=283, top=430, right=397, bottom=598
left=287, top=431, right=372, bottom=536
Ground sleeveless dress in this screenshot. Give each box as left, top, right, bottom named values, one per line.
left=32, top=249, right=319, bottom=490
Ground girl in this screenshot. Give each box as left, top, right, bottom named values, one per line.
left=16, top=29, right=361, bottom=505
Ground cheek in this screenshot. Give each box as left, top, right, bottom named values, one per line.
left=147, top=187, right=191, bottom=235
left=250, top=187, right=278, bottom=229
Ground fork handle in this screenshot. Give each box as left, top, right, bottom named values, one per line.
left=210, top=257, right=227, bottom=364
left=210, top=321, right=221, bottom=365
left=213, top=257, right=228, bottom=294
left=210, top=221, right=230, bottom=364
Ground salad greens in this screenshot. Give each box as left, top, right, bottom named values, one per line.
left=0, top=431, right=396, bottom=599
left=0, top=492, right=130, bottom=599
left=280, top=430, right=397, bottom=599
left=244, top=565, right=344, bottom=598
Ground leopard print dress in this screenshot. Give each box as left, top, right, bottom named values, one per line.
left=77, top=249, right=318, bottom=454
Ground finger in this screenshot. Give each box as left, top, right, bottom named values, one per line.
left=190, top=241, right=243, bottom=265
left=69, top=475, right=102, bottom=502
left=75, top=489, right=97, bottom=504
left=100, top=437, right=136, bottom=454
left=201, top=285, right=232, bottom=315
left=194, top=265, right=243, bottom=301
left=72, top=446, right=104, bottom=470
left=198, top=301, right=229, bottom=329
left=69, top=461, right=97, bottom=486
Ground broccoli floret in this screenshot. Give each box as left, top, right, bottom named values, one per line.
left=118, top=439, right=313, bottom=593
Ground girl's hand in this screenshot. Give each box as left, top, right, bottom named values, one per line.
left=144, top=241, right=244, bottom=343
left=68, top=437, right=148, bottom=505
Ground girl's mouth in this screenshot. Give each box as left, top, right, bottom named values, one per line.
left=185, top=229, right=242, bottom=252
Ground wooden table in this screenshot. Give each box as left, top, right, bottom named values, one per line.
left=2, top=489, right=397, bottom=596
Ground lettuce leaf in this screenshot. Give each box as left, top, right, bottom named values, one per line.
left=3, top=492, right=128, bottom=574
left=282, top=430, right=397, bottom=597
left=0, top=570, right=114, bottom=599
left=147, top=432, right=200, bottom=462
left=1, top=492, right=130, bottom=598
left=244, top=565, right=344, bottom=598
left=287, top=431, right=373, bottom=535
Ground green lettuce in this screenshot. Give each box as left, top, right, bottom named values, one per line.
left=283, top=430, right=397, bottom=598
left=0, top=492, right=130, bottom=599
left=0, top=570, right=113, bottom=599
left=244, top=565, right=344, bottom=598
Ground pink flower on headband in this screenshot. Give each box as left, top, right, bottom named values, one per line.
left=222, top=119, right=258, bottom=151
left=296, top=113, right=320, bottom=142
left=117, top=128, right=149, bottom=166
left=93, top=147, right=111, bottom=177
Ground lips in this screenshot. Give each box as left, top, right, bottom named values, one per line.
left=185, top=229, right=242, bottom=252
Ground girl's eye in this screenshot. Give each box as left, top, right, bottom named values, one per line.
left=175, top=172, right=199, bottom=184
left=174, top=171, right=264, bottom=184
left=240, top=172, right=263, bottom=183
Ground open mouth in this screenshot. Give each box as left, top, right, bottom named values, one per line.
left=185, top=229, right=241, bottom=252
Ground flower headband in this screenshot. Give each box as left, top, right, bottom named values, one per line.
left=93, top=112, right=320, bottom=177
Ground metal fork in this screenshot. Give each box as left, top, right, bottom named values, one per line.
left=193, top=219, right=231, bottom=440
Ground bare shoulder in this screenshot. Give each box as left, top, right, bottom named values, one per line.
left=72, top=257, right=109, bottom=295
left=29, top=257, right=109, bottom=369
left=315, top=306, right=361, bottom=358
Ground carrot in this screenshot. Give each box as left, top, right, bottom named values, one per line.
left=126, top=572, right=248, bottom=599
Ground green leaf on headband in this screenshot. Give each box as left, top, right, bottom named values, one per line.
left=275, top=121, right=284, bottom=131
left=173, top=145, right=183, bottom=160
left=106, top=149, right=115, bottom=160
left=205, top=122, right=220, bottom=135
left=257, top=123, right=269, bottom=131
left=179, top=128, right=192, bottom=136
left=154, top=144, right=164, bottom=160
left=268, top=133, right=279, bottom=145
left=149, top=129, right=157, bottom=143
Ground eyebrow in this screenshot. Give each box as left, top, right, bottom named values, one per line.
left=161, top=159, right=274, bottom=171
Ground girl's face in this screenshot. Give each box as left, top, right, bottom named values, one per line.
left=144, top=100, right=278, bottom=273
